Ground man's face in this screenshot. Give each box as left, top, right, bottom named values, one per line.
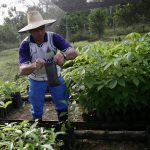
left=30, top=25, right=45, bottom=44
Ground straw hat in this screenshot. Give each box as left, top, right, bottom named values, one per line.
left=18, top=11, right=56, bottom=33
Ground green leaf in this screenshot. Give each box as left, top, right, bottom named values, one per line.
left=8, top=142, right=13, bottom=150
left=135, top=45, right=142, bottom=51
left=18, top=139, right=23, bottom=150
left=108, top=80, right=117, bottom=89
left=126, top=32, right=141, bottom=40
left=80, top=68, right=85, bottom=75
left=118, top=78, right=125, bottom=87
left=103, top=61, right=112, bottom=71
left=114, top=59, right=120, bottom=67
left=85, top=80, right=94, bottom=89
left=30, top=133, right=39, bottom=142
left=122, top=89, right=129, bottom=97
left=15, top=130, right=22, bottom=134
left=97, top=85, right=104, bottom=91
left=0, top=101, right=5, bottom=106
left=126, top=52, right=133, bottom=61
left=116, top=71, right=123, bottom=77
left=0, top=133, right=5, bottom=140
left=42, top=144, right=54, bottom=150
left=24, top=129, right=35, bottom=137
left=3, top=101, right=12, bottom=108
left=0, top=141, right=10, bottom=148
left=132, top=77, right=139, bottom=86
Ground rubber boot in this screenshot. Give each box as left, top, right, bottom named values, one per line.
left=57, top=110, right=74, bottom=150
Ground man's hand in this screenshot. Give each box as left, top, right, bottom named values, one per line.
left=53, top=53, right=65, bottom=66
left=63, top=48, right=78, bottom=60
left=33, top=58, right=46, bottom=70
left=20, top=58, right=46, bottom=75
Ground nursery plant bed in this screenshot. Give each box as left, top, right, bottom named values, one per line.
left=1, top=96, right=150, bottom=130
left=0, top=96, right=150, bottom=150
left=14, top=95, right=150, bottom=126
left=1, top=104, right=147, bottom=150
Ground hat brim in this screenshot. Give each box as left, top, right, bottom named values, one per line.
left=18, top=19, right=56, bottom=33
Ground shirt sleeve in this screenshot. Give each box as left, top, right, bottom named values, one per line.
left=53, top=33, right=71, bottom=52
left=19, top=41, right=31, bottom=64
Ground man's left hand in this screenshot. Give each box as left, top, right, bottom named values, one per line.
left=53, top=53, right=65, bottom=66
left=64, top=48, right=78, bottom=60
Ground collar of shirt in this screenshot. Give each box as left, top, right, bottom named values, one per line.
left=30, top=32, right=48, bottom=44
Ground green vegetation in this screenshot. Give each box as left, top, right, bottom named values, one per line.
left=0, top=120, right=63, bottom=150
left=56, top=0, right=150, bottom=41
left=0, top=0, right=149, bottom=49
left=1, top=1, right=149, bottom=149
left=0, top=48, right=19, bottom=81
left=63, top=32, right=150, bottom=121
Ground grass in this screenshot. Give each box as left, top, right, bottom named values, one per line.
left=0, top=48, right=19, bottom=81
left=105, top=23, right=150, bottom=38
left=73, top=41, right=90, bottom=48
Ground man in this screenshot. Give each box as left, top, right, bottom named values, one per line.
left=18, top=11, right=77, bottom=122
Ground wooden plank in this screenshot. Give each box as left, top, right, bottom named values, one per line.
left=21, top=95, right=52, bottom=101
left=0, top=119, right=149, bottom=130
left=74, top=130, right=146, bottom=141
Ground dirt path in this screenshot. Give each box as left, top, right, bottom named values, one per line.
left=6, top=99, right=83, bottom=121
left=7, top=101, right=59, bottom=121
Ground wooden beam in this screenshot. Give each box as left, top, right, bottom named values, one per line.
left=74, top=130, right=146, bottom=141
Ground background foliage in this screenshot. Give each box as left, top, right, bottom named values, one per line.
left=0, top=0, right=150, bottom=50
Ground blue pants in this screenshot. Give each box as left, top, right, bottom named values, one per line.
left=28, top=76, right=69, bottom=119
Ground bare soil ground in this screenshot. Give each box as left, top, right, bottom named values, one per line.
left=6, top=99, right=83, bottom=121
left=7, top=101, right=58, bottom=121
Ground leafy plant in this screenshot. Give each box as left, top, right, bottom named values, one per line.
left=0, top=120, right=64, bottom=150
left=0, top=80, right=22, bottom=109
left=62, top=32, right=150, bottom=121
left=0, top=81, right=13, bottom=101
left=0, top=101, right=12, bottom=109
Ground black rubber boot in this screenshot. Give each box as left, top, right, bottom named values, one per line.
left=57, top=110, right=74, bottom=150
left=53, top=110, right=68, bottom=133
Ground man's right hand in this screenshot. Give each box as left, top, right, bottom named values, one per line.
left=33, top=58, right=46, bottom=70
left=20, top=58, right=46, bottom=75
